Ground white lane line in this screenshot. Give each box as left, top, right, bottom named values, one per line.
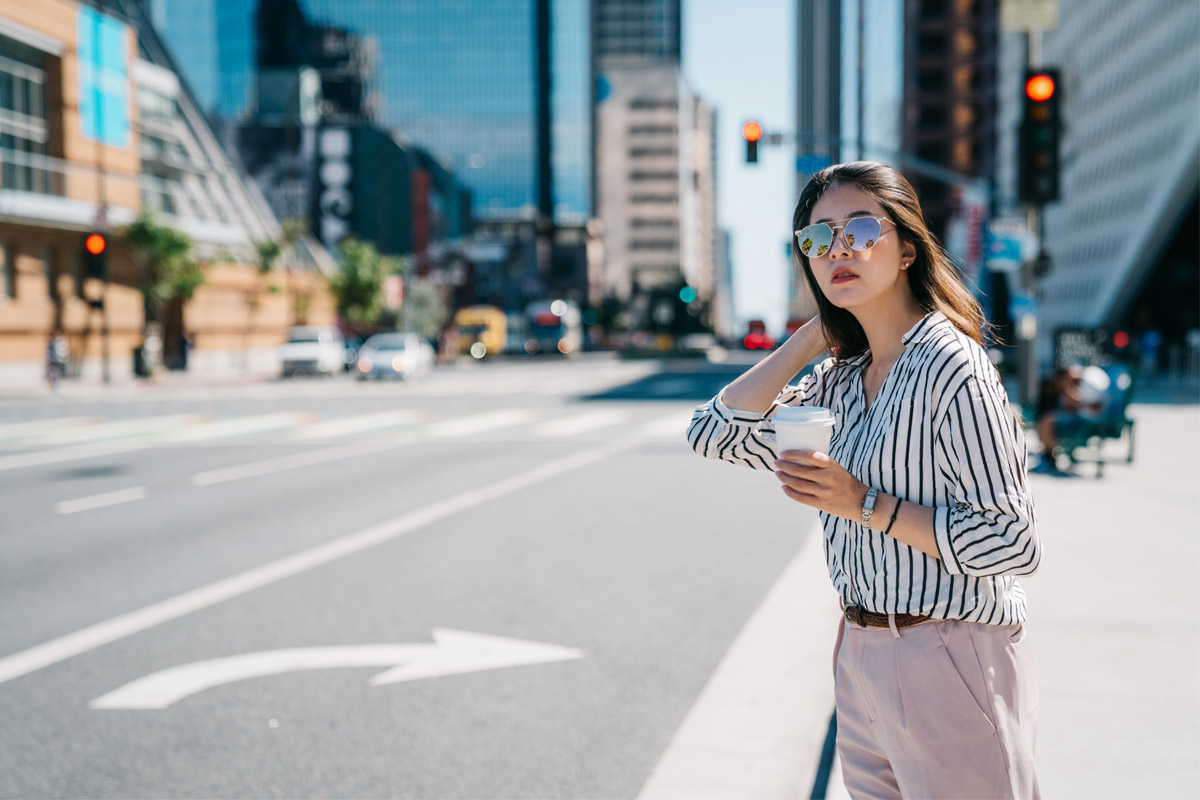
left=158, top=412, right=317, bottom=443
left=424, top=409, right=539, bottom=438
left=287, top=409, right=427, bottom=441
left=0, top=440, right=150, bottom=472
left=531, top=409, right=629, bottom=438
left=637, top=525, right=840, bottom=800
left=15, top=415, right=207, bottom=448
left=55, top=486, right=148, bottom=515
left=0, top=433, right=645, bottom=687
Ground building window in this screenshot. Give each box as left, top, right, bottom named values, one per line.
left=0, top=36, right=54, bottom=195
left=629, top=170, right=677, bottom=181
left=629, top=147, right=676, bottom=158
left=630, top=218, right=676, bottom=228
left=628, top=124, right=677, bottom=135
left=629, top=194, right=678, bottom=204
left=629, top=98, right=675, bottom=110
left=69, top=250, right=84, bottom=298
left=2, top=243, right=15, bottom=299
left=43, top=246, right=57, bottom=301
left=629, top=239, right=678, bottom=250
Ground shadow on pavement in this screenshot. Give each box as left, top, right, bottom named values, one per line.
left=581, top=358, right=813, bottom=403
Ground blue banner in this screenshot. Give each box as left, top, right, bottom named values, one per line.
left=77, top=7, right=130, bottom=148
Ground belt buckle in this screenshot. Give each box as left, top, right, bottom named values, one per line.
left=843, top=605, right=864, bottom=626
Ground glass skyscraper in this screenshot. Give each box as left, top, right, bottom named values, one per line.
left=150, top=0, right=591, bottom=223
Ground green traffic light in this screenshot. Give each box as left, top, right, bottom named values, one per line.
left=679, top=287, right=697, bottom=304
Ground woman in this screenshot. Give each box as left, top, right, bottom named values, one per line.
left=687, top=162, right=1040, bottom=799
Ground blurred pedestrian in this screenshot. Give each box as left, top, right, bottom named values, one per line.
left=687, top=162, right=1041, bottom=798
left=46, top=328, right=69, bottom=391
left=1032, top=363, right=1117, bottom=474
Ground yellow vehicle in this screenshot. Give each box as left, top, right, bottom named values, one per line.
left=453, top=305, right=507, bottom=358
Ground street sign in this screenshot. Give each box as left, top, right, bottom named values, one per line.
left=985, top=218, right=1031, bottom=273
left=1001, top=0, right=1058, bottom=30
left=89, top=629, right=584, bottom=709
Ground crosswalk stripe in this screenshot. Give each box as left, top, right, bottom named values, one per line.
left=287, top=410, right=428, bottom=440
left=158, top=412, right=318, bottom=443
left=8, top=415, right=207, bottom=448
left=531, top=409, right=629, bottom=438
left=424, top=409, right=539, bottom=438
left=0, top=440, right=149, bottom=472
left=638, top=412, right=694, bottom=440
left=0, top=417, right=100, bottom=443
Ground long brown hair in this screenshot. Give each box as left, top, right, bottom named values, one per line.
left=792, top=161, right=990, bottom=361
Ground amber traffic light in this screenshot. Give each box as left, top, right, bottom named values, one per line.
left=1019, top=69, right=1062, bottom=205
left=743, top=121, right=762, bottom=163
left=84, top=232, right=108, bottom=279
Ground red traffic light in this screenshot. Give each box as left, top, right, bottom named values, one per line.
left=1024, top=73, right=1056, bottom=102
left=742, top=121, right=763, bottom=142
left=85, top=233, right=107, bottom=255
left=1112, top=331, right=1131, bottom=349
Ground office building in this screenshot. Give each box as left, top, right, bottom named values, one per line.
left=900, top=0, right=1000, bottom=239
left=593, top=0, right=718, bottom=333
left=0, top=0, right=334, bottom=384
left=151, top=0, right=591, bottom=225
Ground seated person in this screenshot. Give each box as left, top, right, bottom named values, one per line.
left=1033, top=365, right=1108, bottom=473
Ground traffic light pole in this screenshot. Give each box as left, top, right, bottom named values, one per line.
left=1019, top=29, right=1043, bottom=407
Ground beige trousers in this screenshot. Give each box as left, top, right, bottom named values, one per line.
left=833, top=617, right=1040, bottom=799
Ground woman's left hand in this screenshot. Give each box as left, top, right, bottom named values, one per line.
left=774, top=450, right=868, bottom=521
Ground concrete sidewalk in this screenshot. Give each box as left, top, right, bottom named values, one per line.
left=640, top=401, right=1199, bottom=799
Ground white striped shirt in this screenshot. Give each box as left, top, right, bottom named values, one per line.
left=687, top=311, right=1041, bottom=625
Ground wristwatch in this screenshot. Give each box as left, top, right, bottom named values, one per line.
left=860, top=488, right=878, bottom=528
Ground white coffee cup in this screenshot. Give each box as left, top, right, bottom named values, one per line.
left=772, top=405, right=836, bottom=455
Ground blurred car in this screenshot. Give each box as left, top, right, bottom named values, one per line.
left=355, top=332, right=436, bottom=380
left=280, top=326, right=345, bottom=377
left=343, top=337, right=364, bottom=373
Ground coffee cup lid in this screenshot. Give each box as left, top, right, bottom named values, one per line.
left=773, top=405, right=835, bottom=424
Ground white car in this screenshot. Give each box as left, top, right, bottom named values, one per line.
left=355, top=332, right=436, bottom=381
left=280, top=326, right=346, bottom=377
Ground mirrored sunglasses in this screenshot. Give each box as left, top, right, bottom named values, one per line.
left=794, top=216, right=892, bottom=258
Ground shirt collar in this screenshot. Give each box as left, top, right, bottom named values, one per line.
left=840, top=310, right=947, bottom=368
left=901, top=310, right=946, bottom=347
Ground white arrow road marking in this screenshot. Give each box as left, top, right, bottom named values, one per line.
left=0, top=433, right=641, bottom=686
left=89, top=629, right=583, bottom=710
left=56, top=486, right=148, bottom=515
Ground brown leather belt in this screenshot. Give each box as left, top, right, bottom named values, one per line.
left=843, top=605, right=931, bottom=629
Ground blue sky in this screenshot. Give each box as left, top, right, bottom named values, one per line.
left=684, top=0, right=795, bottom=335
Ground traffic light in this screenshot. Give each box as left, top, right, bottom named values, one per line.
left=743, top=121, right=762, bottom=163
left=84, top=232, right=108, bottom=280
left=1018, top=69, right=1061, bottom=205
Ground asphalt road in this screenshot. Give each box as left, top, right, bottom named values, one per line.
left=0, top=354, right=820, bottom=799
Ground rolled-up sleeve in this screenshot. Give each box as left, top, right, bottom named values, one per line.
left=686, top=357, right=834, bottom=472
left=932, top=376, right=1041, bottom=577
